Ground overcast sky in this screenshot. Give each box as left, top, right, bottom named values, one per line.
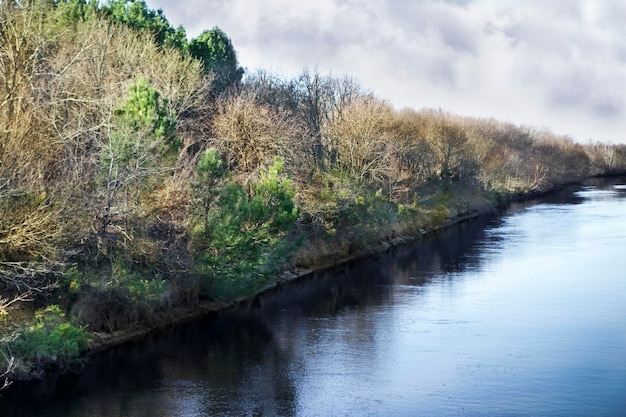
left=145, top=0, right=626, bottom=144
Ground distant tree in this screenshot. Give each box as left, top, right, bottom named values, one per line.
left=101, top=0, right=187, bottom=51
left=211, top=92, right=304, bottom=173
left=244, top=69, right=300, bottom=115
left=423, top=111, right=469, bottom=180
left=52, top=0, right=99, bottom=23
left=245, top=69, right=365, bottom=168
left=189, top=27, right=244, bottom=95
left=322, top=96, right=397, bottom=185
left=292, top=70, right=364, bottom=167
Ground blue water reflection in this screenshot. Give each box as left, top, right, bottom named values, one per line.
left=3, top=178, right=626, bottom=416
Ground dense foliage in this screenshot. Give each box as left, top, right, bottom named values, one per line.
left=1, top=0, right=625, bottom=388
left=189, top=27, right=244, bottom=95
left=191, top=153, right=298, bottom=300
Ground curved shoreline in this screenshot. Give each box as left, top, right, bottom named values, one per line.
left=86, top=197, right=500, bottom=355
left=87, top=177, right=603, bottom=354
left=5, top=177, right=615, bottom=389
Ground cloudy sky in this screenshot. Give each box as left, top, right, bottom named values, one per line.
left=145, top=0, right=626, bottom=144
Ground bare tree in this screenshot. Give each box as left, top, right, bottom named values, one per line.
left=322, top=96, right=398, bottom=185
left=422, top=110, right=469, bottom=180
left=246, top=69, right=365, bottom=167
left=1, top=351, right=15, bottom=391
left=211, top=91, right=306, bottom=176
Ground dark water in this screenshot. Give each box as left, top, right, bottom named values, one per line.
left=3, top=178, right=626, bottom=416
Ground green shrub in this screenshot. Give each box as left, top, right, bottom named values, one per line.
left=66, top=258, right=168, bottom=332
left=1, top=305, right=88, bottom=372
left=191, top=153, right=299, bottom=300
left=111, top=258, right=167, bottom=307
left=487, top=188, right=507, bottom=207
left=115, top=76, right=177, bottom=142
left=348, top=188, right=397, bottom=243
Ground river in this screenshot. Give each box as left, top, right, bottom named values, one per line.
left=3, top=177, right=626, bottom=416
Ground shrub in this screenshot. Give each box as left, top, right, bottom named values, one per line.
left=69, top=258, right=168, bottom=332
left=1, top=305, right=88, bottom=378
left=191, top=153, right=299, bottom=300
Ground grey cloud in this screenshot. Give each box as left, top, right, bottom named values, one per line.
left=549, top=82, right=593, bottom=112
left=436, top=18, right=479, bottom=55
left=593, top=99, right=622, bottom=119
left=546, top=67, right=624, bottom=121
left=145, top=0, right=626, bottom=143
left=387, top=1, right=479, bottom=55
left=593, top=0, right=626, bottom=30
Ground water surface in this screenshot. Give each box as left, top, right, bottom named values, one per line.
left=3, top=178, right=626, bottom=416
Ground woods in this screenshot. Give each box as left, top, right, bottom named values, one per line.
left=1, top=0, right=626, bottom=388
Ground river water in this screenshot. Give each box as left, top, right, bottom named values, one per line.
left=3, top=178, right=626, bottom=416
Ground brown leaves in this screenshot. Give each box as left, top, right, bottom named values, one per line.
left=322, top=96, right=398, bottom=184
left=211, top=92, right=306, bottom=175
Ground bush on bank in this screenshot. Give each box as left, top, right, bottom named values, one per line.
left=1, top=0, right=626, bottom=387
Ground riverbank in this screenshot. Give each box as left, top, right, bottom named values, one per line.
left=4, top=175, right=626, bottom=416
left=85, top=181, right=525, bottom=355
left=0, top=175, right=601, bottom=390
left=0, top=175, right=621, bottom=394
left=89, top=175, right=603, bottom=351
left=81, top=192, right=488, bottom=356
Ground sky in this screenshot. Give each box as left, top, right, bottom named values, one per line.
left=145, top=0, right=626, bottom=144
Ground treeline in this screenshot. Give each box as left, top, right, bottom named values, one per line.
left=1, top=0, right=625, bottom=387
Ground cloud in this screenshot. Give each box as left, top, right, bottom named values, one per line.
left=146, top=0, right=626, bottom=143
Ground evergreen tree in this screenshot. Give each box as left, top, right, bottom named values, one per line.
left=189, top=27, right=244, bottom=95
left=191, top=152, right=298, bottom=300
left=101, top=0, right=187, bottom=50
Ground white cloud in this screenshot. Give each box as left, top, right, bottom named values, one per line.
left=147, top=0, right=626, bottom=143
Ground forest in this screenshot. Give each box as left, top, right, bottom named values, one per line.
left=1, top=0, right=625, bottom=388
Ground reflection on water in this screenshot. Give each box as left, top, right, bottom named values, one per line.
left=3, top=178, right=626, bottom=416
